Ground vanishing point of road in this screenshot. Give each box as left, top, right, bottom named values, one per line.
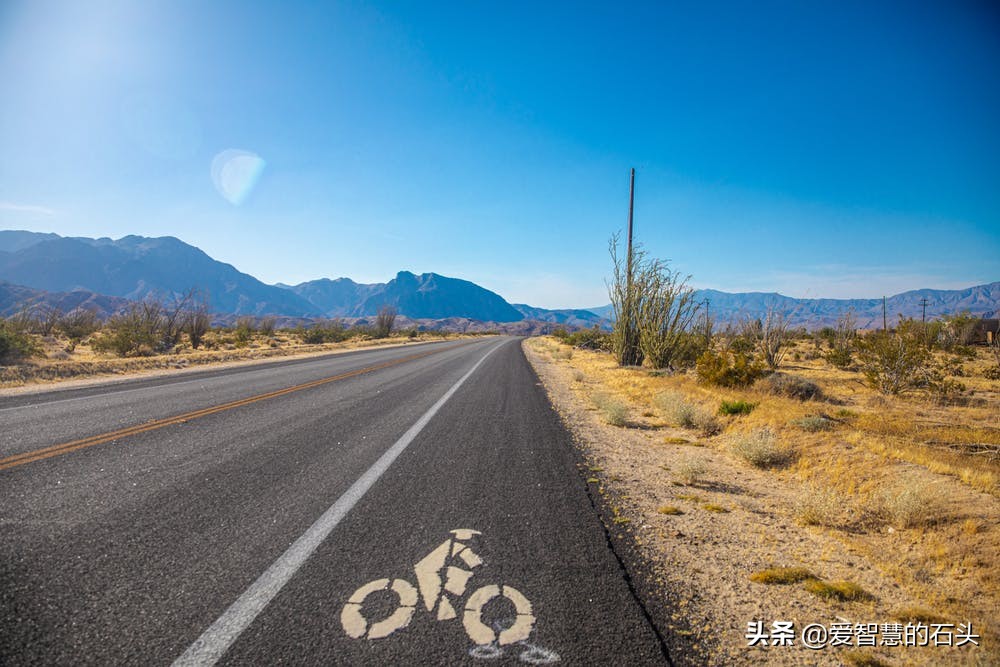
left=1, top=337, right=669, bottom=665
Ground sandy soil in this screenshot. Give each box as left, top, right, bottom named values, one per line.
left=524, top=339, right=995, bottom=666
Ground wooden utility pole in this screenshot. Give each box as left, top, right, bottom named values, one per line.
left=626, top=168, right=635, bottom=291
left=883, top=296, right=887, bottom=331
left=920, top=297, right=928, bottom=324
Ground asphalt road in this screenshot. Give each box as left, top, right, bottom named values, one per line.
left=1, top=336, right=669, bottom=665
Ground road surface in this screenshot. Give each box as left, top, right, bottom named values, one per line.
left=1, top=337, right=669, bottom=665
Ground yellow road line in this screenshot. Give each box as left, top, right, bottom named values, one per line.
left=0, top=344, right=461, bottom=472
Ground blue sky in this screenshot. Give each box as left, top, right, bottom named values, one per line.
left=1, top=0, right=998, bottom=308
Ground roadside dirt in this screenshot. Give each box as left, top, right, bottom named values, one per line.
left=524, top=339, right=994, bottom=666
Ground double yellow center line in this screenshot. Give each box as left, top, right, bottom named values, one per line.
left=0, top=345, right=457, bottom=472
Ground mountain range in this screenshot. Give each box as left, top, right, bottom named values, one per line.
left=0, top=230, right=997, bottom=330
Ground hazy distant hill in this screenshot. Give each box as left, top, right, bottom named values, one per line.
left=0, top=232, right=318, bottom=316
left=511, top=304, right=606, bottom=328
left=287, top=271, right=525, bottom=322
left=0, top=281, right=133, bottom=319
left=587, top=283, right=1000, bottom=329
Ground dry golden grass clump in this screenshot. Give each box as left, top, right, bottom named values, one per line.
left=804, top=579, right=873, bottom=602
left=749, top=567, right=817, bottom=584
left=728, top=427, right=796, bottom=468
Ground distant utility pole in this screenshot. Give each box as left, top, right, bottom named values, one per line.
left=883, top=296, right=887, bottom=332
left=920, top=297, right=928, bottom=324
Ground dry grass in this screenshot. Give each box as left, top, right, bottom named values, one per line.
left=654, top=391, right=721, bottom=435
left=676, top=458, right=708, bottom=485
left=729, top=427, right=796, bottom=468
left=749, top=567, right=817, bottom=584
left=592, top=391, right=628, bottom=426
left=657, top=505, right=683, bottom=515
left=804, top=579, right=873, bottom=602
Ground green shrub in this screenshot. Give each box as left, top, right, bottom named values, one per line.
left=719, top=399, right=755, bottom=416
left=0, top=324, right=41, bottom=363
left=695, top=349, right=765, bottom=388
left=57, top=308, right=100, bottom=341
left=91, top=302, right=164, bottom=357
left=729, top=427, right=795, bottom=468
left=300, top=319, right=349, bottom=344
left=756, top=372, right=822, bottom=400
left=233, top=317, right=255, bottom=346
left=856, top=321, right=932, bottom=394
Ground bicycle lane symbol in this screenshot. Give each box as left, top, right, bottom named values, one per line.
left=341, top=529, right=560, bottom=663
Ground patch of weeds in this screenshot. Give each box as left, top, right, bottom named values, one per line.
left=729, top=427, right=796, bottom=468
left=657, top=505, right=683, bottom=515
left=873, top=481, right=944, bottom=529
left=663, top=437, right=690, bottom=444
left=654, top=391, right=721, bottom=436
left=572, top=370, right=586, bottom=382
left=592, top=392, right=628, bottom=427
left=794, top=488, right=842, bottom=527
left=586, top=477, right=599, bottom=484
left=961, top=518, right=983, bottom=535
left=676, top=459, right=708, bottom=485
left=756, top=372, right=823, bottom=401
left=749, top=567, right=817, bottom=584
left=588, top=465, right=604, bottom=472
left=792, top=415, right=834, bottom=432
left=703, top=503, right=729, bottom=513
left=676, top=493, right=703, bottom=502
left=842, top=651, right=890, bottom=667
left=835, top=408, right=858, bottom=419
left=719, top=399, right=756, bottom=416
left=892, top=607, right=948, bottom=624
left=804, top=579, right=872, bottom=602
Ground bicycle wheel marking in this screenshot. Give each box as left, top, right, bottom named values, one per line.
left=341, top=528, right=558, bottom=662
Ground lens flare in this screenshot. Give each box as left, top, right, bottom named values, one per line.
left=211, top=149, right=266, bottom=205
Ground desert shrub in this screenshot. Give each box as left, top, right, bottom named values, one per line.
left=928, top=377, right=967, bottom=405
left=719, top=399, right=755, bottom=416
left=856, top=320, right=932, bottom=394
left=233, top=317, right=255, bottom=346
left=756, top=372, right=822, bottom=400
left=873, top=481, right=943, bottom=529
left=729, top=427, right=795, bottom=468
left=258, top=316, right=277, bottom=337
left=185, top=307, right=211, bottom=349
left=657, top=505, right=683, bottom=515
left=564, top=326, right=611, bottom=351
left=91, top=301, right=165, bottom=357
left=300, top=319, right=348, bottom=344
left=941, top=312, right=979, bottom=348
left=592, top=392, right=628, bottom=426
left=634, top=259, right=700, bottom=370
left=819, top=311, right=856, bottom=368
left=0, top=323, right=41, bottom=363
left=696, top=349, right=765, bottom=388
left=608, top=234, right=645, bottom=367
left=741, top=310, right=791, bottom=370
left=794, top=487, right=841, bottom=525
left=654, top=391, right=721, bottom=435
left=676, top=458, right=707, bottom=485
left=791, top=415, right=833, bottom=432
left=57, top=308, right=100, bottom=342
left=373, top=304, right=396, bottom=339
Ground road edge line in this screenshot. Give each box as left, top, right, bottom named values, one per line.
left=171, top=338, right=508, bottom=666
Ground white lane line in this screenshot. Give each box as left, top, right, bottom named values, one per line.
left=171, top=338, right=508, bottom=667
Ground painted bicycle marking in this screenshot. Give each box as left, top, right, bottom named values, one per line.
left=341, top=529, right=559, bottom=662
